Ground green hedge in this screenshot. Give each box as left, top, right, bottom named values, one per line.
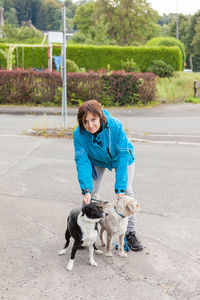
left=0, top=45, right=9, bottom=69
left=0, top=44, right=182, bottom=72
left=146, top=37, right=185, bottom=70
left=12, top=46, right=61, bottom=69
left=67, top=45, right=182, bottom=72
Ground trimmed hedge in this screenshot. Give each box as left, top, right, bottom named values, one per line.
left=146, top=37, right=185, bottom=70
left=0, top=70, right=62, bottom=104
left=0, top=44, right=182, bottom=72
left=0, top=70, right=157, bottom=106
left=0, top=45, right=9, bottom=69
left=67, top=45, right=182, bottom=72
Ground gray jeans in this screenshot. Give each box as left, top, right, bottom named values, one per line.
left=91, top=162, right=136, bottom=234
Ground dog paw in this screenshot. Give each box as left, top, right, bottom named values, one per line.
left=67, top=259, right=74, bottom=271
left=58, top=249, right=66, bottom=255
left=90, top=260, right=98, bottom=267
left=105, top=252, right=113, bottom=257
left=95, top=250, right=104, bottom=255
left=119, top=252, right=128, bottom=258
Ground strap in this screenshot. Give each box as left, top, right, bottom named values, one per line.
left=114, top=206, right=125, bottom=218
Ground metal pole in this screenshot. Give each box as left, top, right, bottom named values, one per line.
left=50, top=43, right=52, bottom=71
left=176, top=0, right=179, bottom=40
left=62, top=1, right=67, bottom=128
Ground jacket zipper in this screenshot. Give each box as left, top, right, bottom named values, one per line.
left=107, top=147, right=112, bottom=159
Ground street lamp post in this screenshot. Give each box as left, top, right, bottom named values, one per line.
left=176, top=0, right=179, bottom=40
left=61, top=1, right=67, bottom=128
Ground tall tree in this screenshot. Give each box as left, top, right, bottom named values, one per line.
left=74, top=0, right=159, bottom=46
left=4, top=8, right=19, bottom=27
left=73, top=2, right=95, bottom=35
left=185, top=10, right=200, bottom=70
left=192, top=19, right=200, bottom=52
left=15, top=0, right=29, bottom=24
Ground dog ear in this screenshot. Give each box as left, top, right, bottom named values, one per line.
left=126, top=201, right=140, bottom=213
left=81, top=206, right=86, bottom=216
left=135, top=203, right=140, bottom=212
left=126, top=202, right=134, bottom=213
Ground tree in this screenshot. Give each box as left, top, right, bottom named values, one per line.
left=185, top=10, right=200, bottom=70
left=192, top=19, right=200, bottom=52
left=73, top=0, right=159, bottom=46
left=2, top=22, right=43, bottom=42
left=14, top=0, right=29, bottom=24
left=36, top=0, right=60, bottom=30
left=169, top=14, right=191, bottom=47
left=1, top=0, right=15, bottom=13
left=73, top=2, right=95, bottom=35
left=158, top=13, right=176, bottom=26
left=4, top=8, right=19, bottom=27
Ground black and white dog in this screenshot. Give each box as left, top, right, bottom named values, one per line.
left=58, top=202, right=106, bottom=271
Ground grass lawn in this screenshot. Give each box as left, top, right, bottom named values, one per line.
left=156, top=71, right=200, bottom=103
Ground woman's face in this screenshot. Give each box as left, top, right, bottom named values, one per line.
left=83, top=112, right=101, bottom=134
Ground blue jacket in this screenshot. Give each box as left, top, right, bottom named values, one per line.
left=73, top=110, right=135, bottom=194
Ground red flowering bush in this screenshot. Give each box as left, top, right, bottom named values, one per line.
left=0, top=70, right=62, bottom=104
left=0, top=70, right=157, bottom=105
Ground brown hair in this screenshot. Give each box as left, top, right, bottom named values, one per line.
left=77, top=100, right=107, bottom=131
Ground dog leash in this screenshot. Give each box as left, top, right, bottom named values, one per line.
left=91, top=199, right=125, bottom=218
left=112, top=237, right=130, bottom=252
left=91, top=198, right=109, bottom=204
left=114, top=206, right=125, bottom=218
left=91, top=198, right=102, bottom=203
left=91, top=198, right=129, bottom=252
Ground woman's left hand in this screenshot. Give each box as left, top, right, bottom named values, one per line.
left=83, top=193, right=91, bottom=205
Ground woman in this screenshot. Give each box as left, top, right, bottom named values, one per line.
left=73, top=100, right=143, bottom=251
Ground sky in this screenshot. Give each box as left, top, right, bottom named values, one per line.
left=147, top=0, right=199, bottom=15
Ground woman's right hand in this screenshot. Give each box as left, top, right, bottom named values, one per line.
left=83, top=193, right=91, bottom=205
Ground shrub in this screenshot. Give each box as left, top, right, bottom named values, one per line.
left=0, top=70, right=157, bottom=106
left=67, top=45, right=182, bottom=72
left=66, top=59, right=79, bottom=72
left=0, top=70, right=62, bottom=104
left=146, top=37, right=185, bottom=70
left=147, top=60, right=174, bottom=78
left=121, top=59, right=139, bottom=72
left=0, top=45, right=9, bottom=69
left=0, top=44, right=182, bottom=72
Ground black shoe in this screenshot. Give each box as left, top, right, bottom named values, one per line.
left=125, top=231, right=143, bottom=251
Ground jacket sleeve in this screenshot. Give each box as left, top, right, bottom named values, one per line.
left=73, top=133, right=93, bottom=194
left=114, top=122, right=130, bottom=194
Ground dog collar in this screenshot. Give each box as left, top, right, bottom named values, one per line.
left=114, top=206, right=125, bottom=218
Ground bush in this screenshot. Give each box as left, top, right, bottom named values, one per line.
left=66, top=59, right=79, bottom=72
left=147, top=60, right=174, bottom=78
left=0, top=43, right=182, bottom=72
left=67, top=45, right=182, bottom=72
left=146, top=37, right=185, bottom=70
left=0, top=70, right=62, bottom=104
left=0, top=45, right=9, bottom=69
left=0, top=70, right=157, bottom=106
left=121, top=59, right=139, bottom=72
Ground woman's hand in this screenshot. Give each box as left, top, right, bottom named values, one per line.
left=83, top=193, right=91, bottom=205
left=116, top=193, right=125, bottom=200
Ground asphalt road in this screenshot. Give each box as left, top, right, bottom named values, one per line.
left=0, top=104, right=200, bottom=299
